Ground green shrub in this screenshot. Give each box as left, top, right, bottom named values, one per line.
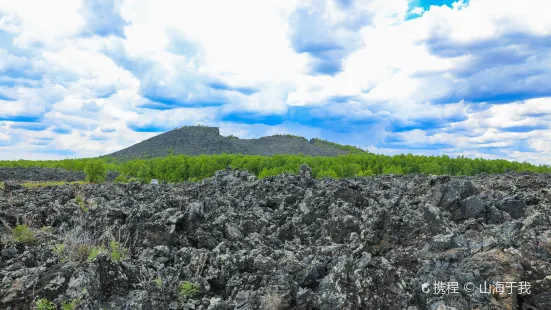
left=35, top=298, right=56, bottom=310
left=87, top=246, right=102, bottom=262
left=84, top=160, right=107, bottom=183
left=382, top=164, right=404, bottom=175
left=258, top=168, right=271, bottom=179
left=358, top=169, right=375, bottom=177
left=421, top=162, right=443, bottom=175
left=12, top=225, right=36, bottom=244
left=316, top=169, right=338, bottom=179
left=2, top=151, right=551, bottom=183
left=61, top=298, right=79, bottom=310
left=179, top=281, right=199, bottom=300
left=109, top=241, right=128, bottom=262
left=114, top=174, right=128, bottom=183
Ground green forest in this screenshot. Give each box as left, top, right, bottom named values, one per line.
left=1, top=153, right=550, bottom=183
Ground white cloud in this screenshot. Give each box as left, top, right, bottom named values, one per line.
left=121, top=0, right=305, bottom=82
left=0, top=0, right=550, bottom=164
left=0, top=0, right=84, bottom=48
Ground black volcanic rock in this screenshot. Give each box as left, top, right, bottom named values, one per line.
left=1, top=170, right=550, bottom=309
left=0, top=167, right=119, bottom=182
left=105, top=126, right=354, bottom=159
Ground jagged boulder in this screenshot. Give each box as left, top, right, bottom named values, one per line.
left=0, top=170, right=550, bottom=309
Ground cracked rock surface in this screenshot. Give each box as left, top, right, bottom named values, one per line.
left=1, top=167, right=551, bottom=309
left=0, top=167, right=119, bottom=182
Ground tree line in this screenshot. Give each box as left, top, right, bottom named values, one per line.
left=1, top=153, right=550, bottom=183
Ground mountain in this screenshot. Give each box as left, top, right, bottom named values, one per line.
left=104, top=126, right=366, bottom=159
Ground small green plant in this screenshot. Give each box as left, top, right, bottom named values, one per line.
left=75, top=195, right=88, bottom=213
left=154, top=276, right=163, bottom=289
left=35, top=298, right=56, bottom=310
left=84, top=159, right=107, bottom=183
left=61, top=298, right=80, bottom=310
left=53, top=243, right=66, bottom=261
left=12, top=225, right=36, bottom=244
left=87, top=246, right=102, bottom=262
left=0, top=181, right=4, bottom=190
left=109, top=240, right=128, bottom=262
left=179, top=281, right=199, bottom=300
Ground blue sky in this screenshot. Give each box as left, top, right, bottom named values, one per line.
left=0, top=0, right=551, bottom=164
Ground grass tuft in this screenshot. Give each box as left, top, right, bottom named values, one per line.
left=12, top=224, right=36, bottom=244
left=109, top=240, right=128, bottom=262
left=179, top=281, right=199, bottom=301
left=53, top=228, right=103, bottom=263
left=53, top=243, right=67, bottom=261
left=75, top=195, right=89, bottom=213
left=61, top=298, right=80, bottom=310
left=154, top=276, right=163, bottom=289
left=87, top=246, right=102, bottom=262
left=21, top=181, right=85, bottom=188
left=35, top=298, right=56, bottom=310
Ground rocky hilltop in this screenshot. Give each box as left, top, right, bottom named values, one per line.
left=105, top=126, right=359, bottom=159
left=1, top=168, right=551, bottom=309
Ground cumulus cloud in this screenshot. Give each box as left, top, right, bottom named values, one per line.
left=0, top=0, right=550, bottom=164
left=80, top=0, right=127, bottom=38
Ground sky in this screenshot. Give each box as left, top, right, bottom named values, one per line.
left=0, top=0, right=550, bottom=164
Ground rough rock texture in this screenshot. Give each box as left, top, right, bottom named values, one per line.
left=105, top=126, right=352, bottom=159
left=0, top=167, right=119, bottom=182
left=1, top=167, right=551, bottom=310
